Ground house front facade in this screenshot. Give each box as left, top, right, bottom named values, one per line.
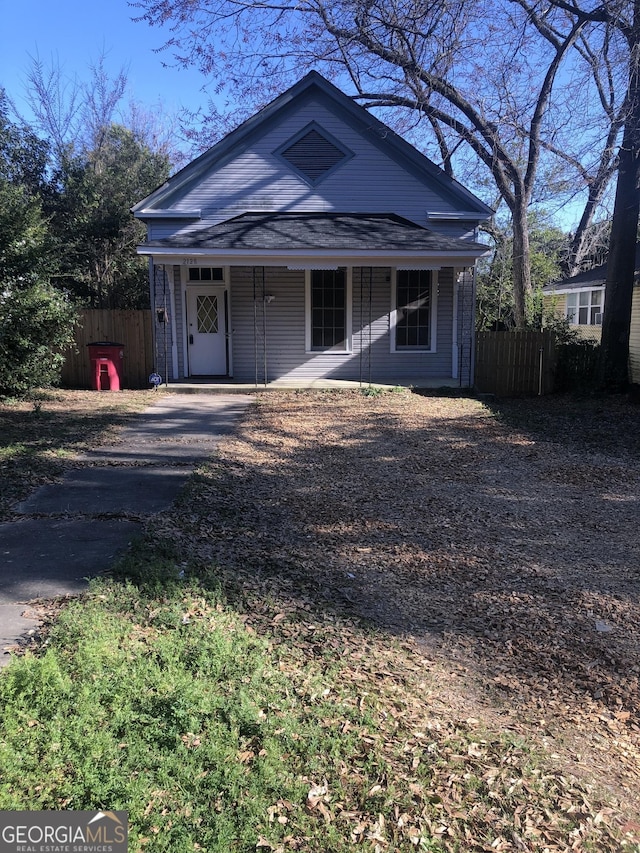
left=133, top=73, right=492, bottom=386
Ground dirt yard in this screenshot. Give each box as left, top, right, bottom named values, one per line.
left=165, top=389, right=640, bottom=828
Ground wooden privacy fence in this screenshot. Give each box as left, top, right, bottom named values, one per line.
left=475, top=330, right=557, bottom=397
left=60, top=309, right=154, bottom=390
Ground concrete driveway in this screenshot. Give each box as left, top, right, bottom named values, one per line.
left=0, top=393, right=252, bottom=667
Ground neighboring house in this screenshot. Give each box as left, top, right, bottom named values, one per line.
left=542, top=246, right=640, bottom=383
left=133, top=72, right=492, bottom=387
left=542, top=267, right=608, bottom=342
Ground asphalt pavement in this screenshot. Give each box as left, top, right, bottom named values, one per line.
left=0, top=393, right=252, bottom=668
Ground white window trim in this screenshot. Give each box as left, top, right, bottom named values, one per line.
left=565, top=287, right=604, bottom=326
left=305, top=267, right=353, bottom=354
left=184, top=264, right=226, bottom=284
left=390, top=268, right=438, bottom=353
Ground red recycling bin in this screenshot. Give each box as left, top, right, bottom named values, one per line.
left=88, top=342, right=125, bottom=391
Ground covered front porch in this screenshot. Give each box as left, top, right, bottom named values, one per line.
left=141, top=213, right=487, bottom=388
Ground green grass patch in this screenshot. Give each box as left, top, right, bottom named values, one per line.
left=0, top=570, right=395, bottom=852
left=0, top=546, right=628, bottom=852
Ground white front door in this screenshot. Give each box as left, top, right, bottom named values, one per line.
left=186, top=286, right=227, bottom=375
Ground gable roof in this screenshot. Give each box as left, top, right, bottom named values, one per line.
left=133, top=72, right=493, bottom=219
left=543, top=244, right=640, bottom=293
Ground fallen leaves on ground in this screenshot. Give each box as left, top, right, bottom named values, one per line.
left=147, top=390, right=640, bottom=851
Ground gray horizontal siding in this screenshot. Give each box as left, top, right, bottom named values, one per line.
left=456, top=268, right=475, bottom=387
left=154, top=98, right=465, bottom=241
left=230, top=266, right=306, bottom=382
left=226, top=266, right=457, bottom=384
left=428, top=221, right=481, bottom=240
left=152, top=266, right=175, bottom=380
left=172, top=265, right=185, bottom=381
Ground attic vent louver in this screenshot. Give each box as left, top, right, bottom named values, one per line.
left=277, top=123, right=352, bottom=184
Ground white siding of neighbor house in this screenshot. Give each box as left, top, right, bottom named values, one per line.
left=146, top=95, right=476, bottom=242
left=543, top=293, right=567, bottom=322
left=546, top=284, right=639, bottom=382
left=543, top=292, right=602, bottom=341
left=630, top=286, right=640, bottom=384
left=575, top=326, right=602, bottom=342
left=221, top=265, right=465, bottom=384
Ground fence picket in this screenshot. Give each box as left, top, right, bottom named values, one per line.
left=60, top=309, right=154, bottom=390
left=475, top=330, right=557, bottom=397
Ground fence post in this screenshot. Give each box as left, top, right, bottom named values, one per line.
left=538, top=346, right=543, bottom=396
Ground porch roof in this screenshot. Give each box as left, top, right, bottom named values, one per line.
left=138, top=212, right=489, bottom=266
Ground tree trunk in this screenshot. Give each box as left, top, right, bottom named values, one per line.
left=598, top=6, right=640, bottom=390
left=511, top=199, right=532, bottom=328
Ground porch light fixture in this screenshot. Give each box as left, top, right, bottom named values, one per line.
left=264, top=294, right=275, bottom=303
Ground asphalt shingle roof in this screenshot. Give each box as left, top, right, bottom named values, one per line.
left=142, top=212, right=487, bottom=254
left=543, top=244, right=640, bottom=292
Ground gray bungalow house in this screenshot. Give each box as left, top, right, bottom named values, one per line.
left=133, top=72, right=492, bottom=386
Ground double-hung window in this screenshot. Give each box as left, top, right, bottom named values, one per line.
left=566, top=289, right=603, bottom=325
left=393, top=270, right=434, bottom=351
left=307, top=269, right=350, bottom=352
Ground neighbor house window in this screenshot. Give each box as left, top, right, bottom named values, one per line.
left=306, top=268, right=350, bottom=352
left=188, top=267, right=224, bottom=282
left=566, top=289, right=603, bottom=325
left=394, top=270, right=433, bottom=350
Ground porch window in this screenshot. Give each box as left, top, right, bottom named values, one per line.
left=307, top=269, right=349, bottom=352
left=566, top=289, right=603, bottom=325
left=188, top=267, right=224, bottom=282
left=394, top=270, right=433, bottom=350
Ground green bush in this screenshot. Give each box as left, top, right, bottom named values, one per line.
left=555, top=338, right=600, bottom=392
left=0, top=281, right=77, bottom=397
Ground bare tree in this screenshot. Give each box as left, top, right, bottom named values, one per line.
left=13, top=51, right=181, bottom=167
left=598, top=1, right=640, bottom=389
left=18, top=53, right=84, bottom=159
left=132, top=0, right=626, bottom=327
left=6, top=57, right=176, bottom=310
left=513, top=1, right=626, bottom=276
left=535, top=0, right=640, bottom=388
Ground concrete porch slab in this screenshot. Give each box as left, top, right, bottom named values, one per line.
left=162, top=378, right=464, bottom=393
